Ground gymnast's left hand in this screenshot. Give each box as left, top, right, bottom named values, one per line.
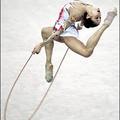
left=32, top=43, right=42, bottom=54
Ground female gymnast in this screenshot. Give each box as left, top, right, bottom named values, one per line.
left=32, top=0, right=117, bottom=82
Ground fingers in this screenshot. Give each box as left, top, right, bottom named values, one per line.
left=32, top=45, right=42, bottom=54
left=32, top=49, right=39, bottom=54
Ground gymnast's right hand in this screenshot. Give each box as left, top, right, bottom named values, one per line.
left=32, top=43, right=42, bottom=54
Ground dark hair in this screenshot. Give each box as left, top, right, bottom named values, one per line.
left=83, top=12, right=99, bottom=28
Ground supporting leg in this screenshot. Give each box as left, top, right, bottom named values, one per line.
left=33, top=27, right=64, bottom=82
left=41, top=27, right=54, bottom=82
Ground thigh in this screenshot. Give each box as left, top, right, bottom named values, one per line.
left=61, top=36, right=88, bottom=56
left=41, top=27, right=53, bottom=39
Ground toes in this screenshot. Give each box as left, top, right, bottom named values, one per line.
left=107, top=7, right=117, bottom=16
left=113, top=7, right=117, bottom=14
left=103, top=8, right=117, bottom=26
left=109, top=7, right=117, bottom=15
left=45, top=75, right=53, bottom=83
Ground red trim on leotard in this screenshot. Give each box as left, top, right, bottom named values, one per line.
left=53, top=24, right=64, bottom=31
left=58, top=25, right=64, bottom=31
left=53, top=5, right=67, bottom=31
left=57, top=7, right=64, bottom=22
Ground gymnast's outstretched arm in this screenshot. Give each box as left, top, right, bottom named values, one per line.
left=32, top=18, right=74, bottom=54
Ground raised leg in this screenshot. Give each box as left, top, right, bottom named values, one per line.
left=62, top=8, right=117, bottom=57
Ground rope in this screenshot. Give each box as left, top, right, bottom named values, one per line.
left=4, top=48, right=69, bottom=120
left=28, top=48, right=69, bottom=120
left=4, top=53, right=33, bottom=120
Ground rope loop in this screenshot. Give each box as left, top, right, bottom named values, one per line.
left=4, top=48, right=69, bottom=120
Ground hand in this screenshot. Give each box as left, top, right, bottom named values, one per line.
left=32, top=43, right=42, bottom=54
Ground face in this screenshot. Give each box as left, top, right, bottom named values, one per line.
left=87, top=6, right=101, bottom=25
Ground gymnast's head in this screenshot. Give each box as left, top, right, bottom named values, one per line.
left=83, top=4, right=101, bottom=28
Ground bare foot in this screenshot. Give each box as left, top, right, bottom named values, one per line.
left=104, top=7, right=117, bottom=26
left=45, top=64, right=53, bottom=82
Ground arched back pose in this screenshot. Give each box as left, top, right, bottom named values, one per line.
left=32, top=0, right=117, bottom=82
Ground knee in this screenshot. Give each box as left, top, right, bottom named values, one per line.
left=83, top=49, right=93, bottom=58
left=41, top=27, right=52, bottom=39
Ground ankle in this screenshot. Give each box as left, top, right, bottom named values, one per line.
left=45, top=63, right=53, bottom=67
left=102, top=23, right=109, bottom=28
